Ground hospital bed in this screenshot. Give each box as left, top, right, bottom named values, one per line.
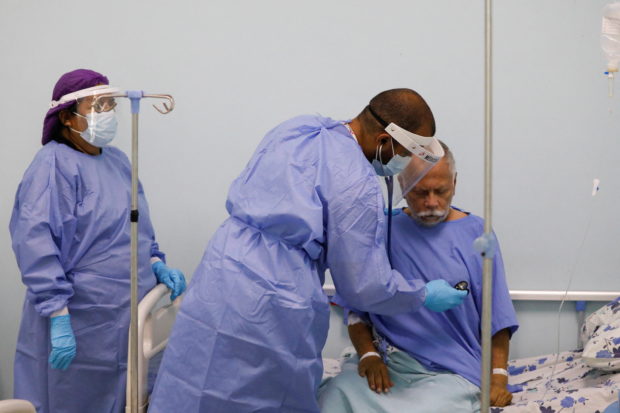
left=322, top=284, right=620, bottom=412
left=321, top=347, right=620, bottom=412
left=132, top=282, right=620, bottom=412
left=125, top=283, right=182, bottom=413
left=0, top=400, right=35, bottom=413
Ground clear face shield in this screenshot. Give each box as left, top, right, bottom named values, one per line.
left=50, top=85, right=122, bottom=147
left=372, top=126, right=444, bottom=209
left=367, top=105, right=444, bottom=205
left=378, top=124, right=444, bottom=243
left=367, top=106, right=444, bottom=262
left=387, top=122, right=445, bottom=205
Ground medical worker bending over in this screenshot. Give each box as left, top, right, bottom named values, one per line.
left=319, top=141, right=519, bottom=412
left=9, top=69, right=186, bottom=413
left=149, top=89, right=467, bottom=413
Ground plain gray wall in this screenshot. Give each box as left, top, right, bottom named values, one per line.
left=1, top=0, right=619, bottom=400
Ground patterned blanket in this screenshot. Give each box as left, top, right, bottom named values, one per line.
left=322, top=349, right=620, bottom=413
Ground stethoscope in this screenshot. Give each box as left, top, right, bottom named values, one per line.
left=384, top=175, right=470, bottom=296
left=357, top=125, right=470, bottom=295
left=381, top=165, right=470, bottom=295
left=454, top=281, right=470, bottom=294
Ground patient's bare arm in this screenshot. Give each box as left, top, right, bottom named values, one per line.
left=490, top=328, right=512, bottom=407
left=348, top=322, right=394, bottom=394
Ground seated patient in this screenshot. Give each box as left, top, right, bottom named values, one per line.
left=319, top=141, right=519, bottom=412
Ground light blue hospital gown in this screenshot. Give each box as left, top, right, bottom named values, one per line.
left=320, top=209, right=519, bottom=413
left=9, top=141, right=164, bottom=413
left=148, top=115, right=428, bottom=413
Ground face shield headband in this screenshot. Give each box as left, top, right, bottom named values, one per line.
left=49, top=85, right=122, bottom=109
left=367, top=105, right=443, bottom=164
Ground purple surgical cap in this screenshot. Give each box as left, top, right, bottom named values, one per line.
left=41, top=69, right=109, bottom=145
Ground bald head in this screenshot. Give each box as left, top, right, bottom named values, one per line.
left=348, top=88, right=436, bottom=163
left=359, top=88, right=436, bottom=137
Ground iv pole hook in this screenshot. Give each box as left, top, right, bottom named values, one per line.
left=143, top=93, right=175, bottom=114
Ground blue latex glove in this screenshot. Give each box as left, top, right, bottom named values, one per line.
left=152, top=261, right=187, bottom=300
left=423, top=280, right=468, bottom=312
left=49, top=314, right=76, bottom=370
left=383, top=207, right=402, bottom=216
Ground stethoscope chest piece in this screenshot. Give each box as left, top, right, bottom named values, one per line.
left=454, top=281, right=470, bottom=294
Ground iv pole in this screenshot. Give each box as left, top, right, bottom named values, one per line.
left=94, top=91, right=174, bottom=413
left=479, top=0, right=494, bottom=410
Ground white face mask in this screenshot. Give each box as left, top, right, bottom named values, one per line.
left=71, top=110, right=118, bottom=147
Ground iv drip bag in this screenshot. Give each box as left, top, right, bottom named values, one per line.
left=602, top=2, right=620, bottom=72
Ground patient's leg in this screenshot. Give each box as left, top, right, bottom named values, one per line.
left=318, top=351, right=480, bottom=413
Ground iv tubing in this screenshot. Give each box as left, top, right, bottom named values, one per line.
left=542, top=184, right=598, bottom=401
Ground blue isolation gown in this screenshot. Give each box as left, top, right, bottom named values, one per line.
left=148, top=115, right=427, bottom=413
left=321, top=210, right=519, bottom=413
left=9, top=141, right=164, bottom=413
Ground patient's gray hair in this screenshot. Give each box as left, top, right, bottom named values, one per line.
left=438, top=140, right=456, bottom=177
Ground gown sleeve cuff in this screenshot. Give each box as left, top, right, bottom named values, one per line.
left=50, top=306, right=69, bottom=317
left=35, top=295, right=71, bottom=317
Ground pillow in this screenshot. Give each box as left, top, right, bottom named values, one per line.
left=580, top=297, right=620, bottom=345
left=582, top=323, right=620, bottom=371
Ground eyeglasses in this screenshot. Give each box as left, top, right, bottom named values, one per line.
left=77, top=96, right=117, bottom=113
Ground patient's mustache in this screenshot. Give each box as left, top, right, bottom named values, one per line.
left=416, top=209, right=447, bottom=218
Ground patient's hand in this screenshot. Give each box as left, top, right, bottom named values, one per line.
left=489, top=375, right=512, bottom=407
left=358, top=356, right=394, bottom=394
